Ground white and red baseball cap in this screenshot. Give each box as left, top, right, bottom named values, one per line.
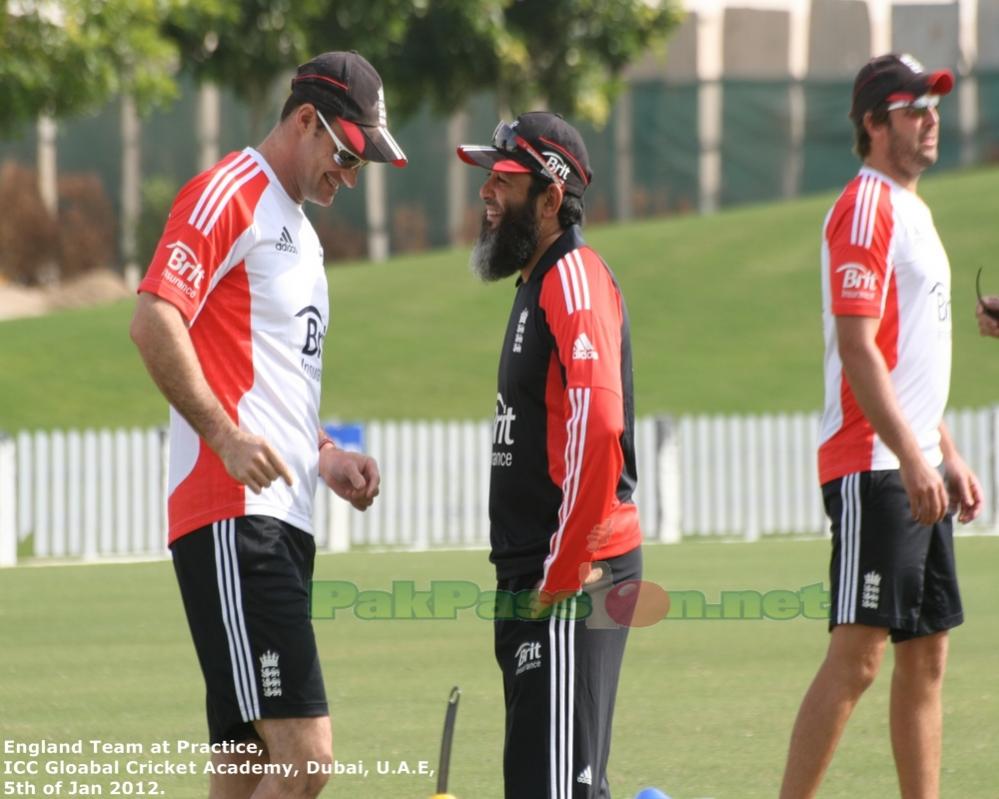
left=850, top=53, right=954, bottom=121
left=457, top=111, right=592, bottom=197
left=291, top=51, right=407, bottom=167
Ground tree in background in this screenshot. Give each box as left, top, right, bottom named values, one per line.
left=502, top=0, right=681, bottom=122
left=0, top=0, right=178, bottom=133
left=313, top=0, right=681, bottom=126
left=162, top=0, right=327, bottom=139
left=3, top=0, right=680, bottom=133
left=1, top=0, right=681, bottom=280
left=308, top=0, right=507, bottom=120
left=162, top=0, right=680, bottom=135
left=1, top=0, right=178, bottom=284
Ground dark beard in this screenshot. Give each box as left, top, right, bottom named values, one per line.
left=886, top=115, right=935, bottom=182
left=469, top=198, right=540, bottom=282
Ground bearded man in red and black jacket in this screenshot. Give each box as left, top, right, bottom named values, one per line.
left=458, top=111, right=642, bottom=799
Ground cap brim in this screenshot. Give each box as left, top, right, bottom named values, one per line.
left=925, top=69, right=955, bottom=96
left=456, top=145, right=532, bottom=173
left=901, top=69, right=955, bottom=100
left=359, top=123, right=408, bottom=167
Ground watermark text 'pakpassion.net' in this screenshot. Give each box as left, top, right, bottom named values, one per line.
left=311, top=580, right=831, bottom=627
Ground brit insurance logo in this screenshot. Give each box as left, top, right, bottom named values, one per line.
left=541, top=150, right=571, bottom=182
left=295, top=305, right=326, bottom=383
left=492, top=393, right=516, bottom=468
left=163, top=240, right=205, bottom=298
left=929, top=281, right=951, bottom=323
left=836, top=263, right=878, bottom=301
left=514, top=641, right=542, bottom=676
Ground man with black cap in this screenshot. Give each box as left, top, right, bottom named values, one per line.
left=779, top=54, right=982, bottom=798
left=130, top=51, right=404, bottom=798
left=457, top=112, right=643, bottom=798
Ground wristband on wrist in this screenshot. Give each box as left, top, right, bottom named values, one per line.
left=319, top=436, right=336, bottom=453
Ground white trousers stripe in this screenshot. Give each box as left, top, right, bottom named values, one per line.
left=848, top=473, right=862, bottom=621
left=836, top=474, right=861, bottom=624
left=548, top=599, right=577, bottom=798
left=836, top=476, right=848, bottom=623
left=566, top=599, right=576, bottom=799
left=212, top=520, right=260, bottom=721
left=549, top=611, right=558, bottom=799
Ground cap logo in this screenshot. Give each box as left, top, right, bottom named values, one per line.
left=899, top=54, right=925, bottom=74
left=376, top=86, right=387, bottom=127
left=541, top=151, right=571, bottom=181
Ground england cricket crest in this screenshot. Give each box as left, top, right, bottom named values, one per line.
left=260, top=650, right=283, bottom=697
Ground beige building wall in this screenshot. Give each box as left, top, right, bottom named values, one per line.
left=978, top=0, right=999, bottom=68
left=722, top=8, right=792, bottom=77
left=808, top=0, right=872, bottom=77
left=892, top=3, right=962, bottom=68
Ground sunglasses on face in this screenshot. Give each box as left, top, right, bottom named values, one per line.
left=977, top=267, right=999, bottom=320
left=491, top=121, right=566, bottom=189
left=315, top=109, right=367, bottom=170
left=886, top=93, right=940, bottom=117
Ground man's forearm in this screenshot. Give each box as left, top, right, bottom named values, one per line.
left=938, top=421, right=962, bottom=462
left=839, top=337, right=924, bottom=466
left=130, top=293, right=237, bottom=454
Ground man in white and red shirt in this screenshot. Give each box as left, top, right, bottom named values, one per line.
left=130, top=51, right=404, bottom=799
left=780, top=54, right=982, bottom=799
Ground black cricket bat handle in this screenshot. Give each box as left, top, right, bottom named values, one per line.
left=436, top=686, right=461, bottom=793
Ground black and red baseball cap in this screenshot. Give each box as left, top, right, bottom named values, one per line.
left=850, top=53, right=954, bottom=121
left=457, top=111, right=592, bottom=197
left=291, top=51, right=407, bottom=167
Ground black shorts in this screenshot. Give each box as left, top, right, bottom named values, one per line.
left=493, top=547, right=642, bottom=799
left=171, top=516, right=328, bottom=744
left=823, top=470, right=963, bottom=643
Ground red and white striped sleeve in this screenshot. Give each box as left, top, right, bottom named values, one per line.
left=139, top=151, right=267, bottom=321
left=826, top=173, right=894, bottom=318
left=537, top=246, right=626, bottom=600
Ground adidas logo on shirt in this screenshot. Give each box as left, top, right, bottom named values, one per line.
left=576, top=765, right=592, bottom=785
left=572, top=333, right=598, bottom=360
left=276, top=226, right=298, bottom=254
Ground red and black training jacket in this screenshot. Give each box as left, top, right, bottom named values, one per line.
left=489, top=225, right=642, bottom=598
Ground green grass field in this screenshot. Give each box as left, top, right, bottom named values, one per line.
left=1, top=165, right=998, bottom=431
left=2, top=538, right=998, bottom=798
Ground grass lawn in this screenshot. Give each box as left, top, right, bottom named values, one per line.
left=1, top=165, right=997, bottom=431
left=2, top=537, right=998, bottom=798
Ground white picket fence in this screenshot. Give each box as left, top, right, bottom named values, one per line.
left=1, top=408, right=996, bottom=566
left=677, top=409, right=999, bottom=539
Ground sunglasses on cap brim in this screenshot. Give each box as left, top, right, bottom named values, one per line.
left=886, top=93, right=941, bottom=114
left=977, top=267, right=999, bottom=320
left=315, top=109, right=367, bottom=170
left=491, top=121, right=566, bottom=189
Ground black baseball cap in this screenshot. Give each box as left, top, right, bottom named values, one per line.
left=456, top=111, right=592, bottom=197
left=291, top=51, right=407, bottom=167
left=850, top=53, right=954, bottom=121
